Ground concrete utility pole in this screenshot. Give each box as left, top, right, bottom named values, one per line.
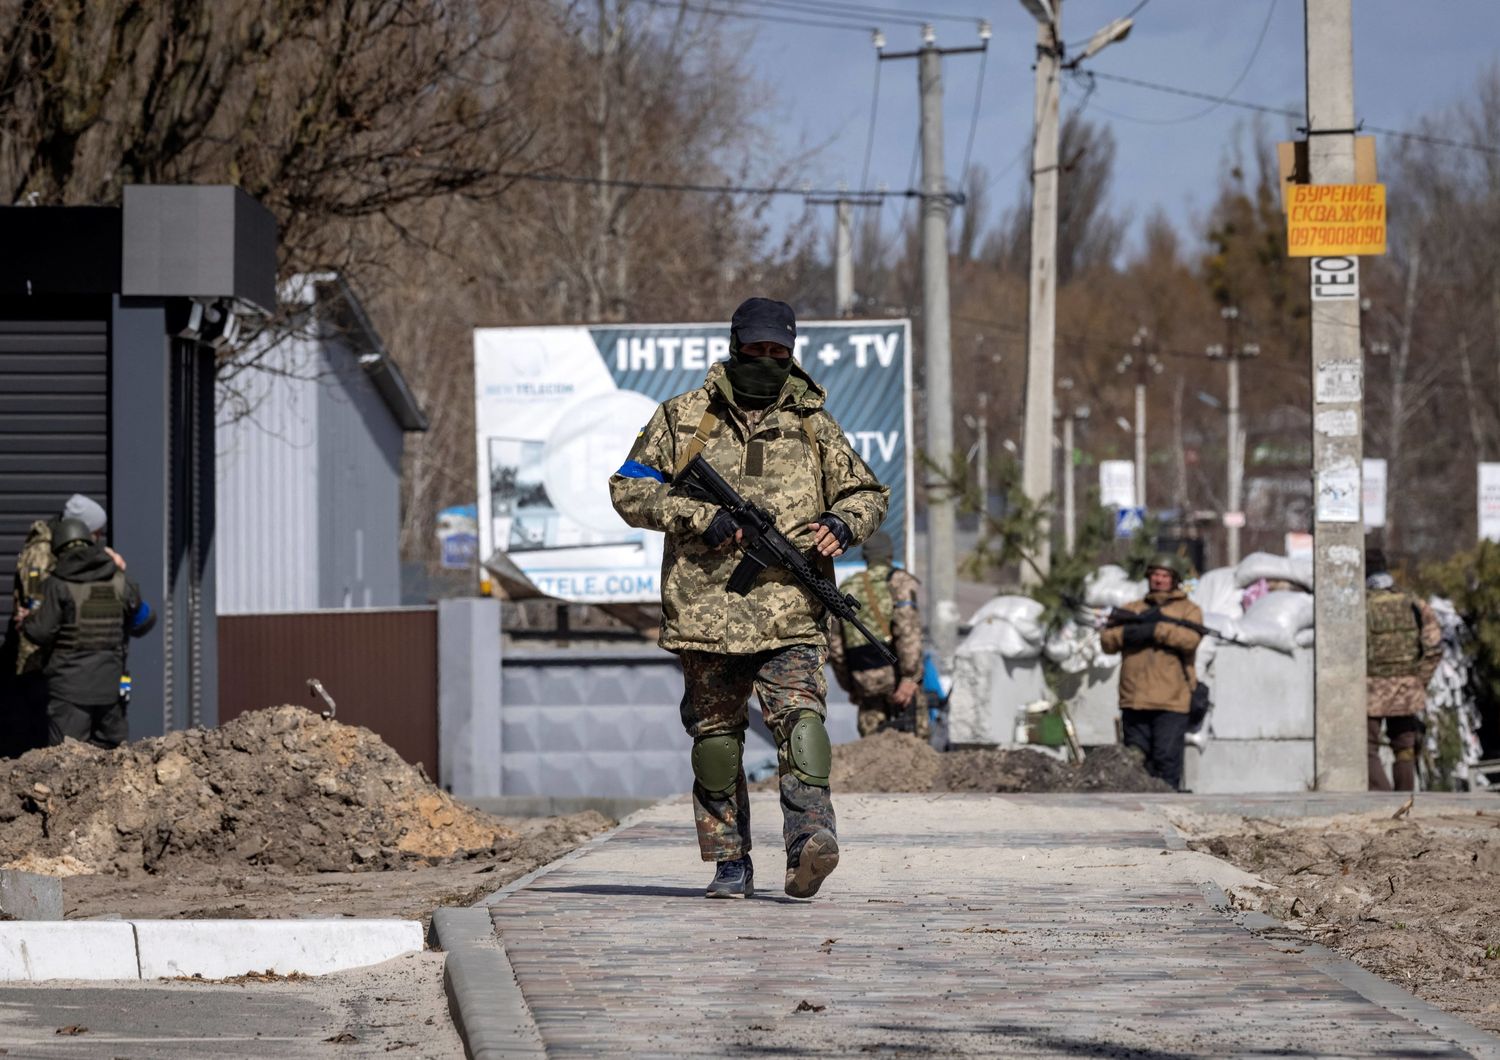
left=1056, top=377, right=1090, bottom=551
left=1019, top=3, right=1062, bottom=582
left=1207, top=307, right=1259, bottom=566
left=835, top=199, right=855, bottom=317
left=881, top=25, right=986, bottom=661
left=1117, top=326, right=1161, bottom=511
left=1305, top=0, right=1367, bottom=791
left=975, top=391, right=989, bottom=517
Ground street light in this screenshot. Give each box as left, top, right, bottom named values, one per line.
left=1071, top=16, right=1133, bottom=66
left=1017, top=0, right=1133, bottom=581
left=1208, top=306, right=1258, bottom=565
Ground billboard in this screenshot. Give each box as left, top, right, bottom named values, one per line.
left=474, top=321, right=913, bottom=604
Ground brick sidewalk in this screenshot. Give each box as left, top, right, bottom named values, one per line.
left=483, top=793, right=1496, bottom=1058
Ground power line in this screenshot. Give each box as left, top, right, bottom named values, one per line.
left=1078, top=69, right=1500, bottom=157
left=756, top=0, right=925, bottom=27
left=493, top=168, right=934, bottom=202
left=1077, top=0, right=1279, bottom=127
left=771, top=0, right=987, bottom=24
left=638, top=0, right=874, bottom=32
left=958, top=41, right=990, bottom=181
left=859, top=53, right=883, bottom=192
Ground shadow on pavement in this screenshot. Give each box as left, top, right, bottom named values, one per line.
left=526, top=883, right=805, bottom=904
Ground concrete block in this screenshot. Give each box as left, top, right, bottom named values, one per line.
left=1211, top=645, right=1314, bottom=740
left=1060, top=665, right=1121, bottom=747
left=0, top=922, right=139, bottom=980
left=438, top=597, right=503, bottom=798
left=0, top=869, right=62, bottom=921
left=133, top=919, right=424, bottom=979
left=1184, top=739, right=1315, bottom=794
left=949, top=653, right=1048, bottom=746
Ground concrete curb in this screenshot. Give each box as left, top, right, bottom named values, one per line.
left=0, top=919, right=423, bottom=982
left=432, top=907, right=545, bottom=1060
left=1199, top=882, right=1500, bottom=1060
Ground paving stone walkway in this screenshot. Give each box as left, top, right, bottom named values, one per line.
left=482, top=793, right=1500, bottom=1058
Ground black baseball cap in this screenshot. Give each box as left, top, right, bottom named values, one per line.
left=731, top=297, right=796, bottom=349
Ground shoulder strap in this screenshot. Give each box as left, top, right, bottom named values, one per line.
left=859, top=570, right=889, bottom=632
left=800, top=411, right=825, bottom=512
left=675, top=408, right=720, bottom=475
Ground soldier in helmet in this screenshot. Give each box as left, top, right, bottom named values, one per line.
left=1099, top=553, right=1203, bottom=790
left=21, top=517, right=155, bottom=749
left=609, top=297, right=889, bottom=900
left=1364, top=548, right=1441, bottom=791
left=827, top=531, right=926, bottom=738
left=3, top=494, right=123, bottom=756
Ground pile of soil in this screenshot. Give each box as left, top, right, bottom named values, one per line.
left=1183, top=808, right=1500, bottom=1032
left=0, top=705, right=516, bottom=877
left=830, top=731, right=1172, bottom=794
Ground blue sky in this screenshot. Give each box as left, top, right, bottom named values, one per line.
left=688, top=0, right=1500, bottom=253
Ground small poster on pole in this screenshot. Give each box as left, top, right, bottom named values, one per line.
left=1099, top=460, right=1136, bottom=510
left=1480, top=463, right=1500, bottom=542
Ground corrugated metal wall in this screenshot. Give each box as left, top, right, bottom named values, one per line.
left=215, top=335, right=320, bottom=613
left=0, top=316, right=109, bottom=620
left=218, top=608, right=438, bottom=775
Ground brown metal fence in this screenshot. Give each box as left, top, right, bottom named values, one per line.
left=218, top=608, right=439, bottom=776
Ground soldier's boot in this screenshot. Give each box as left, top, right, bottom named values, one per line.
left=784, top=829, right=839, bottom=899
left=706, top=856, right=754, bottom=899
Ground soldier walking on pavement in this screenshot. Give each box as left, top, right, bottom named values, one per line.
left=1364, top=548, right=1442, bottom=791
left=1099, top=554, right=1202, bottom=790
left=827, top=531, right=926, bottom=738
left=610, top=297, right=889, bottom=900
left=21, top=517, right=155, bottom=749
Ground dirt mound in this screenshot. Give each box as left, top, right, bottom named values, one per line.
left=1188, top=809, right=1500, bottom=1033
left=0, top=705, right=516, bottom=877
left=831, top=732, right=1172, bottom=794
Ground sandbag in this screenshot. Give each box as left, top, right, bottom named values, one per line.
left=1235, top=590, right=1314, bottom=653
left=1234, top=552, right=1313, bottom=590
left=1190, top=567, right=1244, bottom=618
left=1084, top=565, right=1146, bottom=608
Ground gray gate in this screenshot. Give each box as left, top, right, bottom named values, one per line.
left=499, top=649, right=859, bottom=798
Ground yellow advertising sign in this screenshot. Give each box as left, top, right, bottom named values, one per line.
left=1286, top=183, right=1387, bottom=257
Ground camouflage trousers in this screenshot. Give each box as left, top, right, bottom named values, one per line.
left=679, top=644, right=836, bottom=862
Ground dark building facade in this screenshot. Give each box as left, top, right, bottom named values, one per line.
left=0, top=186, right=277, bottom=739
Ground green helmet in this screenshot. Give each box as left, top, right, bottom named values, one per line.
left=50, top=517, right=93, bottom=555
left=1146, top=552, right=1189, bottom=580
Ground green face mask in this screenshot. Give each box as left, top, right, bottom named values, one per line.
left=726, top=351, right=792, bottom=406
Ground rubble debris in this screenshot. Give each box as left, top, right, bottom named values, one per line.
left=0, top=706, right=515, bottom=877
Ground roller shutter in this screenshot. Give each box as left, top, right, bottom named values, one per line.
left=0, top=318, right=109, bottom=621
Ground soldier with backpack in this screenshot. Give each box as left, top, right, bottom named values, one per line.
left=1365, top=548, right=1442, bottom=791
left=827, top=532, right=926, bottom=737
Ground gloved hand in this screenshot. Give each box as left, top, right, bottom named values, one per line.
left=1121, top=621, right=1157, bottom=650
left=703, top=508, right=738, bottom=549
left=813, top=512, right=852, bottom=550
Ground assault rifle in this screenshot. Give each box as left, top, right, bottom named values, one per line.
left=674, top=453, right=898, bottom=668
left=1080, top=599, right=1242, bottom=644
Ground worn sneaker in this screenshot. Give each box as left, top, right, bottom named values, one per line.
left=705, top=856, right=754, bottom=899
left=784, top=830, right=839, bottom=899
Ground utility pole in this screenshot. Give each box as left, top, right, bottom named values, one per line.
left=1019, top=3, right=1062, bottom=582
left=835, top=199, right=854, bottom=317
left=1056, top=377, right=1090, bottom=551
left=1207, top=306, right=1258, bottom=566
left=1117, top=326, right=1161, bottom=512
left=1305, top=0, right=1366, bottom=791
left=881, top=24, right=987, bottom=661
left=975, top=391, right=989, bottom=517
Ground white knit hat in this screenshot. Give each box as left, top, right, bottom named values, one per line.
left=62, top=494, right=107, bottom=534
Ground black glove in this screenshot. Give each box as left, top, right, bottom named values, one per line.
left=815, top=512, right=853, bottom=550
left=1121, top=621, right=1157, bottom=650
left=703, top=508, right=738, bottom=548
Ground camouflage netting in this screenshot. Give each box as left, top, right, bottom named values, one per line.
left=0, top=705, right=515, bottom=877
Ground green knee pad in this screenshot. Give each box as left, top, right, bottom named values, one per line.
left=782, top=711, right=832, bottom=788
left=691, top=734, right=742, bottom=799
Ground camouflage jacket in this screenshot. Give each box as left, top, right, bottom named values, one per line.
left=11, top=520, right=53, bottom=675
left=609, top=360, right=890, bottom=655
left=827, top=565, right=923, bottom=701
left=1367, top=593, right=1443, bottom=718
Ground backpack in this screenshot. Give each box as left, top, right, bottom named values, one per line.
left=1366, top=589, right=1423, bottom=678
left=840, top=566, right=896, bottom=671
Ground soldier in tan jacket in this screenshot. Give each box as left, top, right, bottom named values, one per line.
left=1099, top=554, right=1202, bottom=790
left=827, top=532, right=926, bottom=737
left=1364, top=549, right=1442, bottom=792
left=610, top=298, right=889, bottom=901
